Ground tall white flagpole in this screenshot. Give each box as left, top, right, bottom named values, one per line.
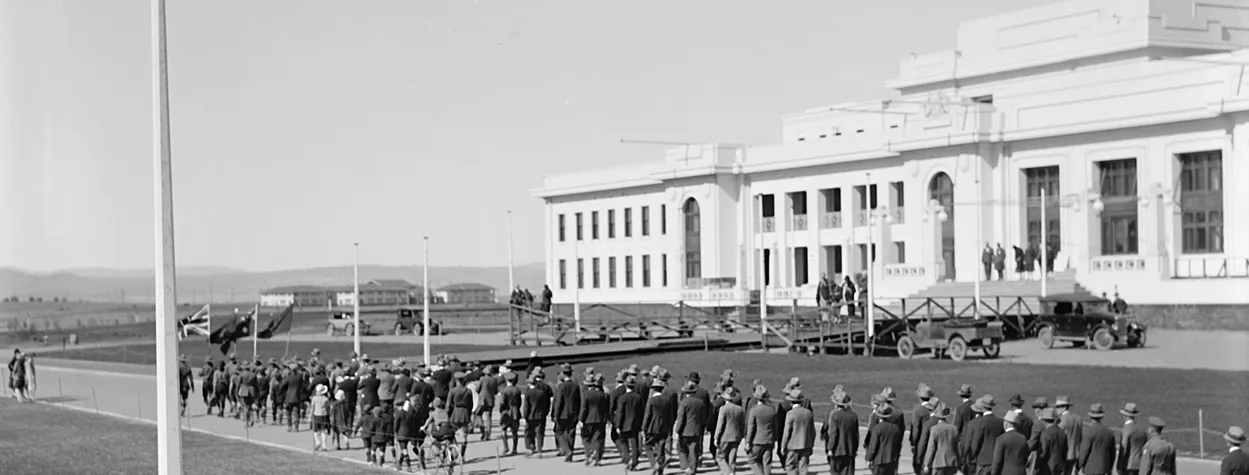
left=252, top=303, right=259, bottom=360
left=151, top=0, right=183, bottom=470
left=866, top=172, right=876, bottom=339
left=974, top=160, right=983, bottom=318
left=507, top=210, right=515, bottom=294
left=353, top=243, right=361, bottom=356
left=1040, top=189, right=1048, bottom=297
left=422, top=237, right=431, bottom=366
left=573, top=238, right=581, bottom=344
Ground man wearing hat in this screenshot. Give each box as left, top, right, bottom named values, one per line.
left=709, top=369, right=735, bottom=458
left=824, top=392, right=860, bottom=475
left=615, top=374, right=646, bottom=471
left=960, top=395, right=1004, bottom=475
left=579, top=373, right=611, bottom=466
left=993, top=409, right=1031, bottom=475
left=684, top=372, right=713, bottom=457
left=1221, top=426, right=1249, bottom=475
left=521, top=370, right=551, bottom=457
left=1054, top=396, right=1082, bottom=475
left=376, top=362, right=396, bottom=410
left=954, top=384, right=976, bottom=436
left=744, top=385, right=777, bottom=475
left=1078, top=403, right=1117, bottom=475
left=922, top=404, right=959, bottom=475
left=200, top=356, right=216, bottom=408
left=497, top=371, right=523, bottom=455
left=642, top=376, right=676, bottom=475
left=177, top=355, right=193, bottom=417
left=1118, top=403, right=1148, bottom=475
left=910, top=386, right=937, bottom=475
left=776, top=378, right=803, bottom=463
left=1005, top=395, right=1033, bottom=442
left=1140, top=417, right=1175, bottom=475
left=866, top=403, right=904, bottom=475
left=714, top=387, right=746, bottom=475
left=1035, top=408, right=1069, bottom=475
left=551, top=363, right=582, bottom=462
left=237, top=361, right=259, bottom=427
left=674, top=380, right=710, bottom=474
left=781, top=389, right=816, bottom=475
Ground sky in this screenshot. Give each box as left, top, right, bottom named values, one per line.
left=0, top=0, right=1045, bottom=273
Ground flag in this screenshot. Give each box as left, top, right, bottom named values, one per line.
left=208, top=309, right=254, bottom=354
left=257, top=304, right=295, bottom=339
left=176, top=304, right=211, bottom=341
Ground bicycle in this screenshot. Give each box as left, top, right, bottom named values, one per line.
left=419, top=437, right=463, bottom=475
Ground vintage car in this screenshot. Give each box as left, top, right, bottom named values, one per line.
left=393, top=308, right=443, bottom=336
left=1035, top=293, right=1146, bottom=351
left=896, top=317, right=1005, bottom=362
left=325, top=312, right=371, bottom=337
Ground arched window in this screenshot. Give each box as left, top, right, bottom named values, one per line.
left=929, top=172, right=955, bottom=280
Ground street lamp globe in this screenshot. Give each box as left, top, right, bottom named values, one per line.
left=937, top=208, right=949, bottom=222
left=882, top=208, right=893, bottom=224
left=1092, top=198, right=1105, bottom=213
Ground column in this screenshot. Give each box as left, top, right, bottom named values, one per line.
left=779, top=194, right=790, bottom=288
left=809, top=187, right=821, bottom=284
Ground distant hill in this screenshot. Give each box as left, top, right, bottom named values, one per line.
left=0, top=263, right=547, bottom=303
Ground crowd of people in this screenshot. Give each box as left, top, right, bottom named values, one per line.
left=6, top=348, right=36, bottom=403
left=181, top=350, right=1247, bottom=475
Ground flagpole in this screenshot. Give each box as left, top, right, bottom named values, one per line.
left=353, top=242, right=361, bottom=357
left=151, top=0, right=183, bottom=471
left=422, top=236, right=431, bottom=366
left=252, top=303, right=258, bottom=361
left=507, top=210, right=515, bottom=295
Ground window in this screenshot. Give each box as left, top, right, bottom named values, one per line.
left=892, top=181, right=905, bottom=207
left=591, top=211, right=599, bottom=239
left=625, top=256, right=634, bottom=288
left=575, top=213, right=583, bottom=241
left=577, top=258, right=584, bottom=289
left=869, top=184, right=878, bottom=209
left=624, top=208, right=633, bottom=237
left=661, top=254, right=668, bottom=287
left=895, top=242, right=906, bottom=263
left=761, top=195, right=775, bottom=217
left=558, top=259, right=567, bottom=289
left=608, top=257, right=617, bottom=288
left=1098, top=159, right=1139, bottom=255
left=661, top=205, right=667, bottom=234
left=642, top=255, right=651, bottom=287
left=1025, top=166, right=1062, bottom=252
left=592, top=257, right=600, bottom=288
left=1179, top=151, right=1224, bottom=253
left=642, top=206, right=650, bottom=236
left=558, top=214, right=566, bottom=242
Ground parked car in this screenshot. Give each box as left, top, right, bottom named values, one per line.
left=1035, top=293, right=1146, bottom=351
left=393, top=309, right=443, bottom=336
left=896, top=317, right=1004, bottom=362
left=326, top=312, right=371, bottom=337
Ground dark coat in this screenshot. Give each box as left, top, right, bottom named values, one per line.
left=552, top=379, right=582, bottom=421
left=521, top=385, right=550, bottom=420
left=579, top=388, right=611, bottom=425
left=614, top=390, right=645, bottom=433
left=992, top=430, right=1030, bottom=475
left=866, top=416, right=904, bottom=465
left=1221, top=449, right=1249, bottom=475
left=674, top=392, right=709, bottom=437
left=395, top=407, right=424, bottom=441
left=281, top=372, right=302, bottom=405
left=917, top=412, right=942, bottom=466
left=954, top=399, right=976, bottom=435
left=642, top=390, right=676, bottom=436
left=355, top=413, right=379, bottom=440
left=337, top=378, right=359, bottom=408
left=390, top=375, right=414, bottom=403
left=498, top=385, right=523, bottom=420
left=1119, top=422, right=1149, bottom=471
left=1034, top=424, right=1069, bottom=475
left=961, top=414, right=1006, bottom=466
left=359, top=376, right=381, bottom=409
left=410, top=379, right=434, bottom=407
left=910, top=404, right=933, bottom=451
left=448, top=386, right=473, bottom=425
left=431, top=369, right=452, bottom=401
left=823, top=408, right=860, bottom=457
left=608, top=384, right=627, bottom=424
left=1079, top=421, right=1118, bottom=475
left=1011, top=410, right=1035, bottom=442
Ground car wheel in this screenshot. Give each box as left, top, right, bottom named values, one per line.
left=414, top=324, right=425, bottom=337
left=346, top=323, right=355, bottom=337
left=896, top=336, right=916, bottom=359
left=1092, top=327, right=1113, bottom=351
left=326, top=324, right=334, bottom=336
left=983, top=341, right=1001, bottom=359
left=394, top=323, right=403, bottom=336
left=1038, top=326, right=1054, bottom=349
left=1136, top=330, right=1147, bottom=348
left=948, top=336, right=968, bottom=362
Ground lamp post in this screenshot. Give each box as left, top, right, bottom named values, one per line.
left=422, top=237, right=430, bottom=366
left=866, top=203, right=893, bottom=341
left=352, top=242, right=360, bottom=357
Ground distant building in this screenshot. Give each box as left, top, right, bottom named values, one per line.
left=260, top=279, right=426, bottom=308
left=436, top=283, right=496, bottom=305
left=260, top=285, right=332, bottom=307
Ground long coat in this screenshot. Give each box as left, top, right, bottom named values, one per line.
left=521, top=385, right=551, bottom=420
left=614, top=390, right=645, bottom=433
left=642, top=390, right=676, bottom=436
left=552, top=379, right=582, bottom=421
left=823, top=408, right=860, bottom=458
left=674, top=392, right=709, bottom=437
left=992, top=430, right=1030, bottom=475
left=1033, top=424, right=1069, bottom=475
left=1119, top=422, right=1149, bottom=472
left=745, top=401, right=778, bottom=446
left=715, top=403, right=746, bottom=444
left=924, top=421, right=961, bottom=469
left=579, top=388, right=611, bottom=425
left=962, top=414, right=1006, bottom=466
left=1079, top=421, right=1118, bottom=475
left=865, top=416, right=904, bottom=466
left=1058, top=411, right=1083, bottom=461
left=782, top=404, right=816, bottom=451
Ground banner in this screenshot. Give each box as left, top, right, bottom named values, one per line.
left=257, top=304, right=295, bottom=339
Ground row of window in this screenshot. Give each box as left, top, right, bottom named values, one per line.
left=557, top=255, right=668, bottom=290
left=558, top=205, right=667, bottom=242
left=758, top=182, right=906, bottom=218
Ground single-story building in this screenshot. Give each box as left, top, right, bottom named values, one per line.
left=435, top=283, right=496, bottom=305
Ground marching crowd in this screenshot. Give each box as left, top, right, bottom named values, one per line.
left=180, top=349, right=1249, bottom=475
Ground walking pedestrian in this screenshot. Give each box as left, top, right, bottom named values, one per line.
left=714, top=386, right=745, bottom=475
left=781, top=389, right=815, bottom=475
left=615, top=374, right=646, bottom=471
left=644, top=377, right=676, bottom=475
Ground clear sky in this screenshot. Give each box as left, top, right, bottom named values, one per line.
left=0, top=0, right=1045, bottom=273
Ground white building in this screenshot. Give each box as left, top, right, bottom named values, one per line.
left=534, top=0, right=1249, bottom=307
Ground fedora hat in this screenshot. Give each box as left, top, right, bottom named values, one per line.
left=649, top=365, right=662, bottom=377
left=1225, top=426, right=1246, bottom=446
left=682, top=381, right=698, bottom=394
left=1003, top=410, right=1021, bottom=425
left=1032, top=397, right=1049, bottom=409
left=625, top=375, right=638, bottom=387
left=786, top=389, right=805, bottom=402
left=1119, top=402, right=1140, bottom=417
left=1088, top=403, right=1106, bottom=418
left=979, top=395, right=996, bottom=410
left=1040, top=408, right=1057, bottom=422
left=560, top=363, right=573, bottom=374
left=831, top=393, right=851, bottom=407
left=753, top=385, right=769, bottom=400
left=875, top=404, right=894, bottom=417
left=583, top=372, right=598, bottom=385
left=1054, top=395, right=1071, bottom=407
left=933, top=404, right=953, bottom=419
left=1008, top=395, right=1025, bottom=407
left=650, top=378, right=666, bottom=389
left=615, top=370, right=626, bottom=383
left=503, top=371, right=518, bottom=382
left=957, top=384, right=973, bottom=397
left=687, top=372, right=701, bottom=383
left=784, top=377, right=802, bottom=393
left=880, top=387, right=897, bottom=402
left=626, top=364, right=639, bottom=375
left=870, top=394, right=886, bottom=406
left=916, top=386, right=935, bottom=400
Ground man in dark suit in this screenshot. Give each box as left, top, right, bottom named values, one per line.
left=993, top=410, right=1030, bottom=475
left=1140, top=417, right=1175, bottom=475
left=923, top=404, right=960, bottom=475
left=674, top=380, right=709, bottom=473
left=521, top=372, right=551, bottom=456
left=910, top=385, right=936, bottom=475
left=552, top=364, right=582, bottom=462
left=823, top=392, right=859, bottom=475
left=578, top=373, right=611, bottom=466
left=866, top=404, right=904, bottom=475
left=684, top=372, right=712, bottom=453
left=1006, top=395, right=1033, bottom=442
left=745, top=385, right=778, bottom=475
left=615, top=375, right=646, bottom=471
left=1034, top=408, right=1068, bottom=475
left=1221, top=426, right=1249, bottom=475
left=781, top=389, right=816, bottom=475
left=714, top=387, right=746, bottom=475
left=1118, top=402, right=1148, bottom=475
left=642, top=378, right=676, bottom=475
left=1055, top=396, right=1083, bottom=475
left=497, top=371, right=523, bottom=455
left=961, top=395, right=1004, bottom=475
left=1079, top=403, right=1117, bottom=475
left=954, top=384, right=976, bottom=435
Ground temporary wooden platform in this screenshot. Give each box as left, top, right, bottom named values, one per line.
left=404, top=332, right=764, bottom=368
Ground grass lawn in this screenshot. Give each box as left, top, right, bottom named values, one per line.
left=38, top=340, right=507, bottom=366
left=590, top=352, right=1249, bottom=458
left=0, top=397, right=391, bottom=475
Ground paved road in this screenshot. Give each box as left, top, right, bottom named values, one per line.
left=20, top=364, right=1222, bottom=475
left=988, top=329, right=1249, bottom=371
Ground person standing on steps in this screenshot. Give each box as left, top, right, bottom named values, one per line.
left=841, top=276, right=856, bottom=319
left=994, top=244, right=1007, bottom=281
left=982, top=244, right=994, bottom=281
